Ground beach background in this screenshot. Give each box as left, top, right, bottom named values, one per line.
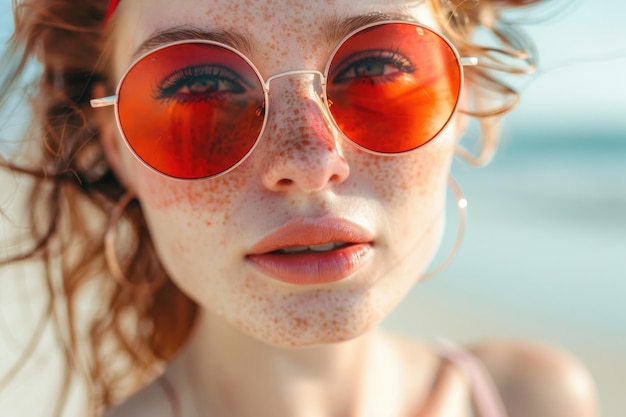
left=0, top=0, right=624, bottom=416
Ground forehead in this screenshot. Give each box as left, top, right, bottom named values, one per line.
left=111, top=0, right=435, bottom=74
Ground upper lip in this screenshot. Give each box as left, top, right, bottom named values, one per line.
left=247, top=217, right=374, bottom=255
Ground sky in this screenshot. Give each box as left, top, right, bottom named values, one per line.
left=498, top=0, right=626, bottom=139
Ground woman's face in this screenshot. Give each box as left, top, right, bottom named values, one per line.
left=107, top=0, right=463, bottom=347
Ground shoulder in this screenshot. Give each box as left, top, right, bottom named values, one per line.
left=469, top=339, right=598, bottom=417
left=103, top=376, right=182, bottom=417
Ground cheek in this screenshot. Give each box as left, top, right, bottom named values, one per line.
left=348, top=129, right=458, bottom=284
left=351, top=138, right=455, bottom=204
left=123, top=160, right=254, bottom=280
left=129, top=159, right=255, bottom=220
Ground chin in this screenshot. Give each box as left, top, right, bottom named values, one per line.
left=253, top=323, right=377, bottom=349
left=229, top=300, right=388, bottom=349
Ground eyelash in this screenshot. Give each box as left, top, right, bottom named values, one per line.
left=332, top=49, right=415, bottom=84
left=154, top=65, right=244, bottom=102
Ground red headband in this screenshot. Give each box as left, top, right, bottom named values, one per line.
left=105, top=0, right=121, bottom=22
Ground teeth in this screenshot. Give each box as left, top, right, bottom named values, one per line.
left=279, top=242, right=346, bottom=254
left=309, top=242, right=337, bottom=252
left=281, top=245, right=309, bottom=253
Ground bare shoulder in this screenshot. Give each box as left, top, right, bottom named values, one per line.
left=103, top=376, right=180, bottom=417
left=469, top=339, right=598, bottom=417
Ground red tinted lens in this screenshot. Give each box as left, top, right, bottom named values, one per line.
left=117, top=42, right=265, bottom=179
left=327, top=23, right=461, bottom=153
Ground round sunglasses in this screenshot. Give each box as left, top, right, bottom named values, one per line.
left=91, top=20, right=477, bottom=180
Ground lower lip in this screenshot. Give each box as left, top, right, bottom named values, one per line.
left=246, top=243, right=373, bottom=285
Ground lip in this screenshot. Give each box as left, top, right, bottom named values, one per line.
left=246, top=218, right=375, bottom=285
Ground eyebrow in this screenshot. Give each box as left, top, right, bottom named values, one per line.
left=323, top=12, right=414, bottom=43
left=133, top=27, right=254, bottom=58
left=133, top=12, right=415, bottom=59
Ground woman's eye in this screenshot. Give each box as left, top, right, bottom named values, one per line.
left=354, top=60, right=389, bottom=77
left=184, top=77, right=220, bottom=94
left=332, top=51, right=414, bottom=84
left=155, top=65, right=245, bottom=101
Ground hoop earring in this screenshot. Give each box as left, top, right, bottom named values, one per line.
left=454, top=115, right=501, bottom=168
left=455, top=143, right=495, bottom=167
left=105, top=191, right=167, bottom=292
left=421, top=176, right=467, bottom=280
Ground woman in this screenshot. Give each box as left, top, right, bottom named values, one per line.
left=1, top=0, right=597, bottom=416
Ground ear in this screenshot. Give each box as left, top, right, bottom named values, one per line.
left=93, top=83, right=136, bottom=191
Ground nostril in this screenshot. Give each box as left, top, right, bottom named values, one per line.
left=328, top=174, right=341, bottom=184
left=276, top=173, right=341, bottom=189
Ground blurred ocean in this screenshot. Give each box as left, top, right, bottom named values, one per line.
left=0, top=0, right=624, bottom=416
left=385, top=3, right=626, bottom=413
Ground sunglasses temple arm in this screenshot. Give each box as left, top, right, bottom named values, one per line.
left=460, top=57, right=478, bottom=66
left=90, top=95, right=117, bottom=108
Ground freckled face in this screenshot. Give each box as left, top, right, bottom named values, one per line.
left=109, top=0, right=462, bottom=347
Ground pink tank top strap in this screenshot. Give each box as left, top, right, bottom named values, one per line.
left=435, top=340, right=509, bottom=417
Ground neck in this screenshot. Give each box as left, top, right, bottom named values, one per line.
left=173, top=309, right=405, bottom=417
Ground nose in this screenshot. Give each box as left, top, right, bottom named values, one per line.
left=258, top=74, right=350, bottom=193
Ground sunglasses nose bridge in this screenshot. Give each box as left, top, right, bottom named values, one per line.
left=264, top=69, right=326, bottom=91
left=262, top=70, right=335, bottom=136
left=262, top=71, right=334, bottom=139
left=264, top=70, right=328, bottom=112
left=256, top=72, right=350, bottom=193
